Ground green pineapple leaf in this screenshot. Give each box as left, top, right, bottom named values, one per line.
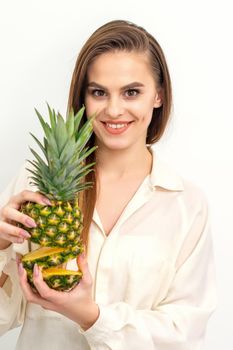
left=29, top=133, right=48, bottom=162
left=66, top=107, right=75, bottom=138
left=46, top=102, right=56, bottom=130
left=73, top=105, right=85, bottom=132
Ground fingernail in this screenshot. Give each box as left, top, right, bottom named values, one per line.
left=41, top=198, right=52, bottom=205
left=33, top=263, right=39, bottom=277
left=25, top=218, right=37, bottom=228
left=18, top=263, right=24, bottom=275
left=20, top=230, right=31, bottom=238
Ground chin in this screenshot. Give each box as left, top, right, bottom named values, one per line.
left=102, top=141, right=132, bottom=151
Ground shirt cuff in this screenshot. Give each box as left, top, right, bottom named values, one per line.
left=77, top=304, right=118, bottom=347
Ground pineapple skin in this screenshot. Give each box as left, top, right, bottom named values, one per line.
left=26, top=268, right=83, bottom=292
left=22, top=245, right=83, bottom=270
left=20, top=199, right=85, bottom=291
left=20, top=200, right=83, bottom=248
left=22, top=245, right=84, bottom=291
left=43, top=269, right=83, bottom=291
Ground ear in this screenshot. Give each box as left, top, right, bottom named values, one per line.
left=153, top=89, right=163, bottom=108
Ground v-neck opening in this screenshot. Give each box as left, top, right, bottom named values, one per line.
left=93, top=174, right=151, bottom=237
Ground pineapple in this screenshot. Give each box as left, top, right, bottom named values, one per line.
left=22, top=246, right=83, bottom=291
left=20, top=201, right=83, bottom=248
left=22, top=246, right=83, bottom=271
left=42, top=268, right=82, bottom=291
left=19, top=103, right=97, bottom=291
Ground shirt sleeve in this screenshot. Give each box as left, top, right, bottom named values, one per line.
left=0, top=164, right=30, bottom=336
left=0, top=247, right=27, bottom=336
left=78, top=194, right=217, bottom=350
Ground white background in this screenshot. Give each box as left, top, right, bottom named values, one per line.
left=0, top=0, right=232, bottom=348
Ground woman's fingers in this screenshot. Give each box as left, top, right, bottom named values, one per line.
left=0, top=220, right=30, bottom=243
left=76, top=253, right=92, bottom=287
left=8, top=190, right=51, bottom=210
left=32, top=264, right=60, bottom=302
left=1, top=206, right=37, bottom=228
left=0, top=220, right=30, bottom=238
left=0, top=190, right=52, bottom=245
left=0, top=206, right=36, bottom=243
left=18, top=262, right=55, bottom=310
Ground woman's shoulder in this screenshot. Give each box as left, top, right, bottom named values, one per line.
left=180, top=175, right=209, bottom=211
left=161, top=160, right=210, bottom=222
left=151, top=151, right=209, bottom=211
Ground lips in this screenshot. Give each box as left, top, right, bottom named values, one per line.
left=101, top=121, right=133, bottom=135
left=101, top=121, right=133, bottom=124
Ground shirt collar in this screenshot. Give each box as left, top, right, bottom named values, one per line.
left=148, top=146, right=184, bottom=192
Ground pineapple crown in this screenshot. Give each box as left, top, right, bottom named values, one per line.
left=27, top=103, right=97, bottom=201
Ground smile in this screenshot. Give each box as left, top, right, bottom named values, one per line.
left=101, top=121, right=133, bottom=135
left=105, top=123, right=129, bottom=129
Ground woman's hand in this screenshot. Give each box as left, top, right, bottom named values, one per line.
left=0, top=190, right=51, bottom=247
left=17, top=252, right=100, bottom=331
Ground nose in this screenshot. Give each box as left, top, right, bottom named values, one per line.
left=104, top=95, right=124, bottom=118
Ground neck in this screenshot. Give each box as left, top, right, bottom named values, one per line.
left=95, top=143, right=152, bottom=180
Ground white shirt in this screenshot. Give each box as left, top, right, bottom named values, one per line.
left=0, top=147, right=217, bottom=350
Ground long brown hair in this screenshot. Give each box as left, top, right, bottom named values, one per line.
left=67, top=19, right=172, bottom=251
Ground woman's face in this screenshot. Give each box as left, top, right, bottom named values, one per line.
left=84, top=51, right=162, bottom=151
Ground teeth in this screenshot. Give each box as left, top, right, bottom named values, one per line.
left=106, top=123, right=128, bottom=129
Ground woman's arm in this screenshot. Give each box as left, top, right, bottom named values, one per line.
left=0, top=165, right=48, bottom=336
left=0, top=239, right=11, bottom=287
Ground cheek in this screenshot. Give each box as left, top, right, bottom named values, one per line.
left=138, top=107, right=153, bottom=126
left=92, top=120, right=103, bottom=139
left=84, top=97, right=102, bottom=119
left=131, top=99, right=154, bottom=119
left=141, top=115, right=153, bottom=130
left=84, top=93, right=96, bottom=112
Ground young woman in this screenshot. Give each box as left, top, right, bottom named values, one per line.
left=0, top=20, right=216, bottom=349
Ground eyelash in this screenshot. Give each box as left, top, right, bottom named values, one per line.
left=89, top=88, right=140, bottom=98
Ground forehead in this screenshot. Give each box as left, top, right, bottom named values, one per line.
left=86, top=51, right=155, bottom=85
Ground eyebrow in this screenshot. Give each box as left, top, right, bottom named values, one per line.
left=86, top=81, right=145, bottom=90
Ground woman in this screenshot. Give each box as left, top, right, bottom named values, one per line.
left=0, top=19, right=216, bottom=349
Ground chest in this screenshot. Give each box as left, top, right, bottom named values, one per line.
left=96, top=178, right=146, bottom=236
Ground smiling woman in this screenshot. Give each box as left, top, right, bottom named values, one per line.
left=0, top=19, right=216, bottom=350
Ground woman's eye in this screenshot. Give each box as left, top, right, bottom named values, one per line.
left=91, top=89, right=105, bottom=97
left=89, top=88, right=140, bottom=98
left=125, top=89, right=139, bottom=97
